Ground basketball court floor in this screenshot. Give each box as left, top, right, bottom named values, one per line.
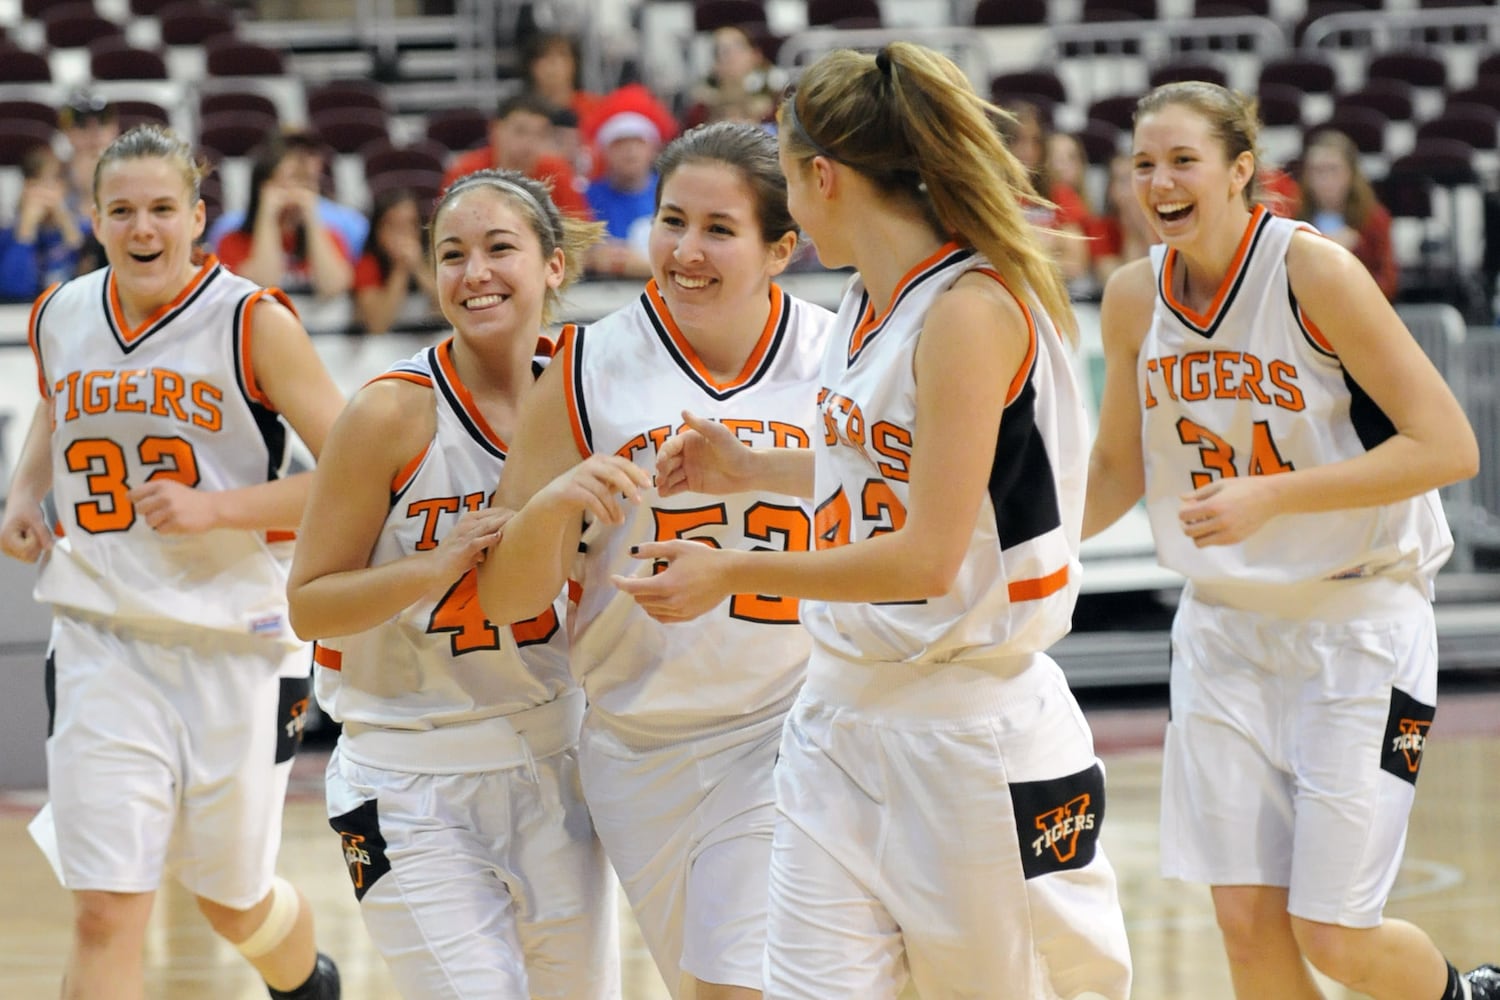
left=2, top=680, right=1496, bottom=998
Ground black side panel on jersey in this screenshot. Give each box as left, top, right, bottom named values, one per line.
left=231, top=294, right=290, bottom=480
left=989, top=378, right=1062, bottom=549
left=1343, top=369, right=1397, bottom=451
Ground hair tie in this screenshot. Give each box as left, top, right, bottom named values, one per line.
left=875, top=48, right=893, bottom=78
left=783, top=90, right=849, bottom=166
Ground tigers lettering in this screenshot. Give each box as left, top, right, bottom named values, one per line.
left=53, top=366, right=224, bottom=431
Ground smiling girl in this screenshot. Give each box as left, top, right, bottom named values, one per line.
left=608, top=44, right=1132, bottom=1000
left=285, top=169, right=618, bottom=1000
left=0, top=125, right=344, bottom=1000
left=1084, top=81, right=1494, bottom=1000
left=475, top=121, right=833, bottom=1000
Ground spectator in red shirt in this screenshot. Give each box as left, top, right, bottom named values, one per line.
left=1000, top=101, right=1091, bottom=286
left=1091, top=151, right=1158, bottom=288
left=1260, top=164, right=1302, bottom=218
left=352, top=188, right=441, bottom=334
left=442, top=93, right=591, bottom=219
left=218, top=133, right=355, bottom=299
left=523, top=32, right=601, bottom=132
left=1298, top=128, right=1399, bottom=300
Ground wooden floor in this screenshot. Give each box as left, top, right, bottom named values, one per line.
left=2, top=680, right=1497, bottom=999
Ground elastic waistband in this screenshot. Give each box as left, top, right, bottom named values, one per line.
left=340, top=688, right=585, bottom=774
left=584, top=692, right=795, bottom=751
left=801, top=645, right=1063, bottom=723
left=54, top=608, right=295, bottom=658
left=1187, top=574, right=1430, bottom=622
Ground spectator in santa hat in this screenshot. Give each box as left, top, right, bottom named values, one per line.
left=584, top=109, right=661, bottom=279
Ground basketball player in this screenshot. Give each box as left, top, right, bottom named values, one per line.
left=0, top=126, right=343, bottom=999
left=476, top=122, right=834, bottom=1000
left=614, top=44, right=1133, bottom=1000
left=1083, top=81, right=1498, bottom=1000
left=285, top=170, right=619, bottom=1000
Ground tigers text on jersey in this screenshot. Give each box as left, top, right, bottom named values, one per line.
left=560, top=281, right=833, bottom=738
left=314, top=338, right=572, bottom=734
left=28, top=257, right=301, bottom=645
left=1140, top=206, right=1452, bottom=596
left=804, top=244, right=1089, bottom=665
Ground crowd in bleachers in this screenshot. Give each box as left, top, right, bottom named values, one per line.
left=1, top=0, right=1498, bottom=329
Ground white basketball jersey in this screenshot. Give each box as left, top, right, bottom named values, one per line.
left=561, top=281, right=832, bottom=736
left=28, top=257, right=302, bottom=645
left=1140, top=206, right=1452, bottom=590
left=314, top=339, right=572, bottom=729
left=802, top=244, right=1088, bottom=665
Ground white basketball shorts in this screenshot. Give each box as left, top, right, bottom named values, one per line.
left=764, top=651, right=1133, bottom=1000
left=325, top=737, right=619, bottom=1000
left=577, top=708, right=784, bottom=997
left=1160, top=587, right=1439, bottom=927
left=45, top=611, right=310, bottom=908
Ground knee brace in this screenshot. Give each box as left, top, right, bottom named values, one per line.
left=236, top=876, right=301, bottom=959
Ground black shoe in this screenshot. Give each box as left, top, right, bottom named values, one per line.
left=1466, top=965, right=1500, bottom=1000
left=268, top=953, right=340, bottom=1000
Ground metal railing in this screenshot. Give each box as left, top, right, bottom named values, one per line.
left=1300, top=5, right=1500, bottom=53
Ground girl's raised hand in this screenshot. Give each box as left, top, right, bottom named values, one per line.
left=656, top=410, right=756, bottom=497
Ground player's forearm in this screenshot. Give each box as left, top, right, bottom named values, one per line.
left=718, top=526, right=957, bottom=605
left=7, top=399, right=55, bottom=510
left=477, top=500, right=577, bottom=625
left=288, top=552, right=448, bottom=639
left=212, top=471, right=316, bottom=531
left=747, top=447, right=815, bottom=498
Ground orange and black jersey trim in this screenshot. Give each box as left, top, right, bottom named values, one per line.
left=979, top=269, right=1065, bottom=555
left=845, top=243, right=974, bottom=366
left=103, top=256, right=225, bottom=353
left=371, top=338, right=512, bottom=503
left=641, top=279, right=791, bottom=401
left=1158, top=205, right=1272, bottom=339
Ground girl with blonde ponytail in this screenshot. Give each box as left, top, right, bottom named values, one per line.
left=613, top=43, right=1134, bottom=999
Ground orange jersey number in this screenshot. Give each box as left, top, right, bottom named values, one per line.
left=1177, top=417, right=1294, bottom=488
left=65, top=435, right=201, bottom=534
left=815, top=480, right=909, bottom=547
left=652, top=502, right=812, bottom=624
left=427, top=567, right=560, bottom=655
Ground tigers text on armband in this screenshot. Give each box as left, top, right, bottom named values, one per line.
left=1142, top=350, right=1305, bottom=412
left=614, top=418, right=812, bottom=464
left=816, top=387, right=913, bottom=483
left=51, top=367, right=224, bottom=432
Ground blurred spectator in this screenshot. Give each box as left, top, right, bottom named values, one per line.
left=585, top=110, right=660, bottom=279
left=1000, top=101, right=1091, bottom=287
left=549, top=106, right=593, bottom=185
left=217, top=133, right=355, bottom=298
left=1261, top=164, right=1302, bottom=218
left=352, top=188, right=440, bottom=334
left=207, top=130, right=368, bottom=257
left=524, top=32, right=601, bottom=130
left=57, top=90, right=117, bottom=215
left=55, top=89, right=115, bottom=274
left=0, top=145, right=89, bottom=302
left=1297, top=129, right=1399, bottom=300
left=1092, top=152, right=1157, bottom=288
left=1048, top=131, right=1110, bottom=270
left=442, top=93, right=591, bottom=218
left=681, top=26, right=783, bottom=129
left=1047, top=132, right=1096, bottom=217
